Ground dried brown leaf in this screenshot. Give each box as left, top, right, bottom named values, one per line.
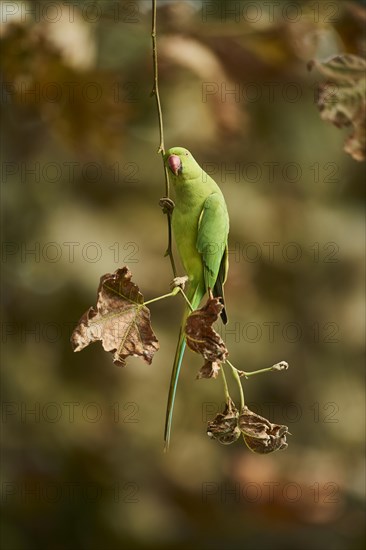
left=71, top=267, right=159, bottom=367
left=196, top=361, right=221, bottom=380
left=239, top=406, right=289, bottom=454
left=207, top=399, right=241, bottom=445
left=185, top=297, right=228, bottom=377
left=309, top=54, right=366, bottom=161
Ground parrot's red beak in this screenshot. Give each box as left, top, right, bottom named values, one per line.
left=168, top=155, right=181, bottom=176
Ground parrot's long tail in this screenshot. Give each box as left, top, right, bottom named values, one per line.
left=164, top=285, right=202, bottom=451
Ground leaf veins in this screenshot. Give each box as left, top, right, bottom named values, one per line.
left=71, top=266, right=159, bottom=367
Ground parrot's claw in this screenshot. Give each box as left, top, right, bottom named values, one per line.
left=159, top=197, right=175, bottom=215
left=170, top=276, right=189, bottom=291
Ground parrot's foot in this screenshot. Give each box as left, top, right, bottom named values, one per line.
left=170, top=276, right=189, bottom=291
left=159, top=197, right=175, bottom=215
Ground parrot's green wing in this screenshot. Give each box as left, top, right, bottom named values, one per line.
left=196, top=193, right=229, bottom=321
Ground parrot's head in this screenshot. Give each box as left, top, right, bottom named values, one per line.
left=164, top=147, right=200, bottom=181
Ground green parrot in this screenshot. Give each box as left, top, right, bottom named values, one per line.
left=163, top=146, right=229, bottom=450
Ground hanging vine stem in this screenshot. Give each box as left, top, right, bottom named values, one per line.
left=226, top=360, right=245, bottom=411
left=144, top=285, right=193, bottom=310
left=151, top=0, right=177, bottom=277
left=220, top=364, right=231, bottom=405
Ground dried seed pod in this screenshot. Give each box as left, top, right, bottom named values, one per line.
left=207, top=399, right=241, bottom=445
left=239, top=406, right=289, bottom=454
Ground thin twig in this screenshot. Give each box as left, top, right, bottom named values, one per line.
left=226, top=360, right=245, bottom=411
left=151, top=0, right=177, bottom=277
left=177, top=287, right=194, bottom=310
left=220, top=364, right=230, bottom=405
left=143, top=285, right=192, bottom=309
left=144, top=288, right=180, bottom=307
left=230, top=360, right=289, bottom=378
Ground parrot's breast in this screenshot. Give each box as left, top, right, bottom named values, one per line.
left=172, top=203, right=204, bottom=285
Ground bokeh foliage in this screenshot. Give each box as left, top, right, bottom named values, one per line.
left=1, top=1, right=365, bottom=549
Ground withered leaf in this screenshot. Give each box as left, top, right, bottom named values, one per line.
left=185, top=297, right=228, bottom=377
left=71, top=267, right=159, bottom=367
left=196, top=361, right=221, bottom=380
left=207, top=399, right=241, bottom=445
left=239, top=406, right=289, bottom=454
left=309, top=54, right=366, bottom=161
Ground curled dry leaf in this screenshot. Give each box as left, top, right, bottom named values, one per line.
left=185, top=297, right=229, bottom=379
left=196, top=361, right=221, bottom=380
left=309, top=54, right=366, bottom=161
left=207, top=399, right=241, bottom=445
left=239, top=406, right=289, bottom=454
left=207, top=402, right=290, bottom=451
left=71, top=267, right=159, bottom=367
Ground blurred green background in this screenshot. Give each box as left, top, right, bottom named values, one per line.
left=1, top=1, right=365, bottom=549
